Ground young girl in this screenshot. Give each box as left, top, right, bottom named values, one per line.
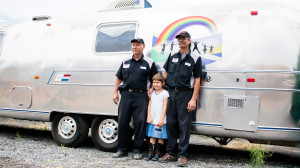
left=145, top=73, right=169, bottom=161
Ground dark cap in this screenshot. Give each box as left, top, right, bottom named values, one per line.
left=175, top=31, right=191, bottom=38
left=131, top=38, right=145, bottom=44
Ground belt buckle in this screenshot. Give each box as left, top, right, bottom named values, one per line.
left=129, top=89, right=134, bottom=92
left=174, top=87, right=179, bottom=91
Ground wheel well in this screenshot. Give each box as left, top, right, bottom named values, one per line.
left=49, top=111, right=118, bottom=128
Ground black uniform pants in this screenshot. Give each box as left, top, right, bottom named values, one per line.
left=117, top=90, right=148, bottom=153
left=166, top=89, right=193, bottom=158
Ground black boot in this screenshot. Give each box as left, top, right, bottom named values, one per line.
left=144, top=142, right=154, bottom=161
left=152, top=143, right=163, bottom=161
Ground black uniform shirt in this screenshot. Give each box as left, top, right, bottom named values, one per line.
left=116, top=55, right=158, bottom=90
left=163, top=51, right=202, bottom=88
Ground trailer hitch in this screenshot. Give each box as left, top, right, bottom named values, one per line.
left=212, top=137, right=233, bottom=145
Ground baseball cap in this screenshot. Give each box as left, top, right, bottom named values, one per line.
left=175, top=31, right=191, bottom=38
left=131, top=38, right=145, bottom=44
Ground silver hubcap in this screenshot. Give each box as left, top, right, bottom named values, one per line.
left=58, top=116, right=77, bottom=139
left=99, top=119, right=118, bottom=144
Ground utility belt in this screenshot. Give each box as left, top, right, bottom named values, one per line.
left=168, top=87, right=193, bottom=91
left=119, top=88, right=147, bottom=92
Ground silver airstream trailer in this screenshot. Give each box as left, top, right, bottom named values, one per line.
left=0, top=0, right=299, bottom=151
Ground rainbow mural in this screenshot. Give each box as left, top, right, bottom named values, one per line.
left=151, top=16, right=222, bottom=65
left=154, top=16, right=218, bottom=46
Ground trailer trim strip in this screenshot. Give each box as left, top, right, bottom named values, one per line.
left=191, top=122, right=300, bottom=132
left=0, top=108, right=50, bottom=114
left=258, top=126, right=300, bottom=132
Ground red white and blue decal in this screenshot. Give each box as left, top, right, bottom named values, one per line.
left=54, top=74, right=71, bottom=82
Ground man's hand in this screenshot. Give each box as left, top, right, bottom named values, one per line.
left=147, top=87, right=154, bottom=99
left=187, top=99, right=196, bottom=112
left=113, top=92, right=119, bottom=105
left=188, top=77, right=200, bottom=112
left=113, top=78, right=122, bottom=105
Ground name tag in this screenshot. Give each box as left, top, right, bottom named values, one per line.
left=123, top=64, right=130, bottom=68
left=140, top=66, right=146, bottom=70
left=172, top=58, right=179, bottom=63
left=185, top=62, right=191, bottom=66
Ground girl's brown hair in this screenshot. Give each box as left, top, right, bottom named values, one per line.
left=152, top=73, right=166, bottom=83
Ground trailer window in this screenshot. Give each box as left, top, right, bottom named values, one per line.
left=95, top=23, right=136, bottom=53
left=0, top=32, right=4, bottom=55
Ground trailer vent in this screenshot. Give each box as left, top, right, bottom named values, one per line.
left=227, top=98, right=244, bottom=108
left=116, top=0, right=135, bottom=8
left=107, top=0, right=152, bottom=9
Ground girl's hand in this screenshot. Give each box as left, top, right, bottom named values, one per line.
left=147, top=118, right=153, bottom=124
left=158, top=120, right=164, bottom=127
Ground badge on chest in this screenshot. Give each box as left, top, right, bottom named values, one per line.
left=172, top=58, right=179, bottom=63
left=123, top=64, right=130, bottom=68
left=185, top=62, right=191, bottom=66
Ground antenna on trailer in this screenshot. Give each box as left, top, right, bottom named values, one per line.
left=32, top=16, right=51, bottom=21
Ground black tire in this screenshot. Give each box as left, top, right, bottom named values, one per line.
left=91, top=117, right=118, bottom=152
left=51, top=114, right=89, bottom=147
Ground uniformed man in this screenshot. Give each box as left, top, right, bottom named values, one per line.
left=159, top=31, right=202, bottom=167
left=112, top=38, right=158, bottom=159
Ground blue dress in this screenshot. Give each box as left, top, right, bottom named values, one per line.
left=146, top=124, right=168, bottom=139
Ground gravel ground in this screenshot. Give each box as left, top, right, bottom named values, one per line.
left=0, top=118, right=299, bottom=168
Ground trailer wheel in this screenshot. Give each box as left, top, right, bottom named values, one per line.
left=51, top=114, right=89, bottom=147
left=91, top=117, right=118, bottom=152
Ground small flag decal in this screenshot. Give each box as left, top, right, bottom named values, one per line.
left=54, top=74, right=72, bottom=82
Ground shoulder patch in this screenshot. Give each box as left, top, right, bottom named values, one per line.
left=143, top=56, right=154, bottom=67
left=190, top=52, right=200, bottom=63
left=122, top=56, right=132, bottom=65
left=170, top=50, right=178, bottom=57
